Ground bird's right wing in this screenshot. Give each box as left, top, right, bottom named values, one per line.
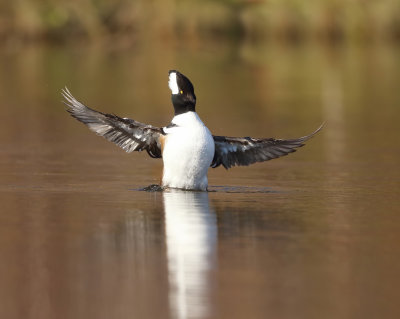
left=62, top=88, right=163, bottom=158
left=211, top=125, right=323, bottom=169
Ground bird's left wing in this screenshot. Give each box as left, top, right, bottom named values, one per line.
left=62, top=88, right=163, bottom=158
left=211, top=124, right=323, bottom=169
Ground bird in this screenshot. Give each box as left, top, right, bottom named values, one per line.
left=62, top=70, right=322, bottom=191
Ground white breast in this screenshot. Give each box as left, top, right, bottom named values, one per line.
left=162, top=112, right=215, bottom=191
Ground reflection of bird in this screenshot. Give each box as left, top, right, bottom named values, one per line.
left=163, top=190, right=216, bottom=319
left=63, top=70, right=322, bottom=191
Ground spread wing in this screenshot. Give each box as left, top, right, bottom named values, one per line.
left=62, top=88, right=163, bottom=158
left=211, top=124, right=323, bottom=169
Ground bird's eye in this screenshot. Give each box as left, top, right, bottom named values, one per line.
left=180, top=90, right=183, bottom=94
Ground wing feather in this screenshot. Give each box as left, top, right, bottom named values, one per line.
left=62, top=88, right=163, bottom=158
left=211, top=124, right=323, bottom=169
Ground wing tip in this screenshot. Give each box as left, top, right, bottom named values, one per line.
left=61, top=87, right=92, bottom=115
left=313, top=122, right=325, bottom=135
left=61, top=86, right=71, bottom=99
left=61, top=86, right=75, bottom=109
left=298, top=122, right=325, bottom=142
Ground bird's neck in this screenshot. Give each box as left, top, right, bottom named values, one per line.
left=171, top=96, right=196, bottom=116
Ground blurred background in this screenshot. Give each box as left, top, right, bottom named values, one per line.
left=1, top=1, right=400, bottom=319
left=1, top=0, right=400, bottom=44
left=1, top=0, right=399, bottom=163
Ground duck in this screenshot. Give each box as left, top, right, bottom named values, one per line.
left=62, top=70, right=322, bottom=191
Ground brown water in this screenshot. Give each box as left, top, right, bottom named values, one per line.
left=0, top=41, right=400, bottom=319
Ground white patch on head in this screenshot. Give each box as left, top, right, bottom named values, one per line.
left=168, top=72, right=179, bottom=95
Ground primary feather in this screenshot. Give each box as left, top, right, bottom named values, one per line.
left=62, top=88, right=163, bottom=158
left=211, top=124, right=323, bottom=169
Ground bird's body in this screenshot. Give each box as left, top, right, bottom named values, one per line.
left=162, top=112, right=214, bottom=191
left=62, top=70, right=322, bottom=191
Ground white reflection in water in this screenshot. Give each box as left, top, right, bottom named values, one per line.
left=163, top=190, right=217, bottom=319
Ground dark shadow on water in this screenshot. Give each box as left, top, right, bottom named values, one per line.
left=208, top=185, right=282, bottom=194
left=135, top=184, right=282, bottom=194
left=138, top=184, right=164, bottom=192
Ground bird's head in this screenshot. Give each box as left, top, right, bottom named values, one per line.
left=168, top=70, right=196, bottom=115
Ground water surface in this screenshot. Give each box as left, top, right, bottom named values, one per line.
left=0, top=41, right=399, bottom=319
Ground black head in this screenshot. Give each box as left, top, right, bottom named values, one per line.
left=168, top=70, right=196, bottom=116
